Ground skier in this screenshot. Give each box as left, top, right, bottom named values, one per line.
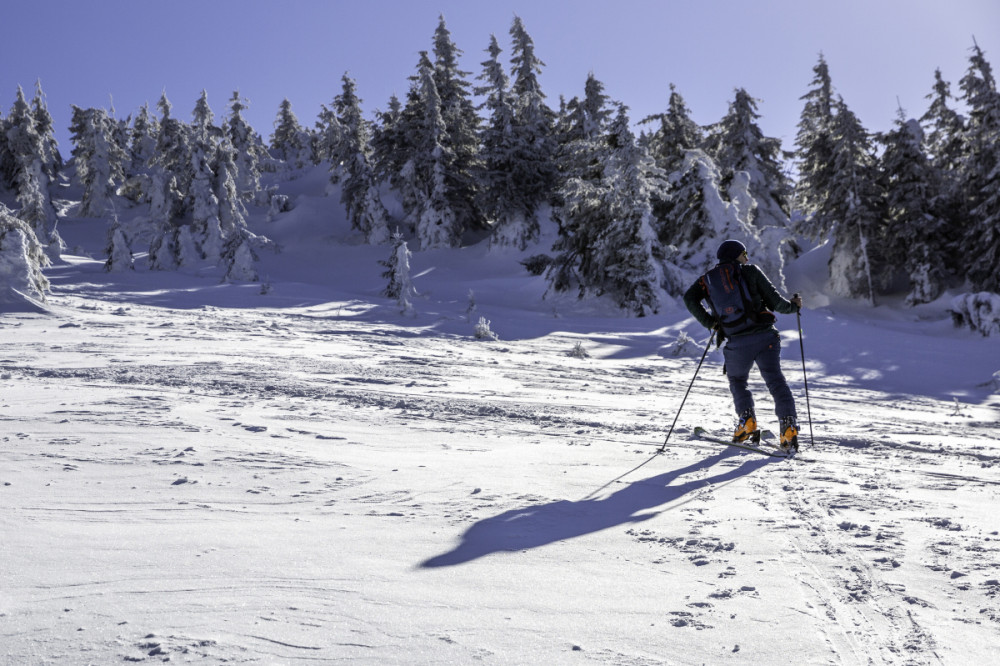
left=683, top=239, right=803, bottom=451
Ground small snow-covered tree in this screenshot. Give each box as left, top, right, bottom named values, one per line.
left=224, top=91, right=264, bottom=201
left=104, top=212, right=134, bottom=272
left=0, top=205, right=49, bottom=302
left=381, top=229, right=417, bottom=313
left=270, top=98, right=311, bottom=168
left=222, top=227, right=258, bottom=282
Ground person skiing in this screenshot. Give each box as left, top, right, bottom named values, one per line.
left=683, top=239, right=803, bottom=451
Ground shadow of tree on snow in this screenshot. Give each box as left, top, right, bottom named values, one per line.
left=421, top=448, right=774, bottom=568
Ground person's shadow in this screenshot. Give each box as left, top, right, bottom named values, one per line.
left=421, top=448, right=773, bottom=568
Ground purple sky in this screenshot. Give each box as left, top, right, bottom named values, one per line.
left=3, top=0, right=998, bottom=157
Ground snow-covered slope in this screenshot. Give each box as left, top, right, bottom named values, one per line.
left=2, top=171, right=999, bottom=664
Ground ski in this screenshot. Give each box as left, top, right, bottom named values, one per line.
left=691, top=426, right=807, bottom=461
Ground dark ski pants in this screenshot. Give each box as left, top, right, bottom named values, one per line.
left=722, top=328, right=796, bottom=423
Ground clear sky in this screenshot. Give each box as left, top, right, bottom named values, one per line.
left=3, top=0, right=998, bottom=158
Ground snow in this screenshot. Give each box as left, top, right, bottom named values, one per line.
left=3, top=166, right=1000, bottom=664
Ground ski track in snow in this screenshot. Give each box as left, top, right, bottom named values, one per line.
left=3, top=285, right=1000, bottom=664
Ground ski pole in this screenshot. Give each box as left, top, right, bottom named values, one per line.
left=793, top=294, right=815, bottom=448
left=660, top=330, right=715, bottom=453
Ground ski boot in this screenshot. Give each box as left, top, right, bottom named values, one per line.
left=732, top=409, right=760, bottom=444
left=779, top=416, right=799, bottom=453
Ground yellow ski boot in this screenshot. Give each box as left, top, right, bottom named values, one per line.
left=779, top=416, right=799, bottom=453
left=732, top=410, right=759, bottom=443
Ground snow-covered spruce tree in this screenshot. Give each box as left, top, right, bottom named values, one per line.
left=0, top=204, right=49, bottom=301
left=639, top=83, right=704, bottom=179
left=270, top=98, right=311, bottom=169
left=69, top=106, right=126, bottom=217
left=476, top=19, right=557, bottom=250
left=371, top=92, right=424, bottom=230
left=5, top=86, right=62, bottom=258
left=0, top=105, right=14, bottom=189
left=476, top=34, right=540, bottom=249
left=414, top=59, right=461, bottom=249
left=147, top=93, right=194, bottom=270
left=31, top=81, right=62, bottom=183
left=224, top=91, right=265, bottom=201
left=823, top=98, right=886, bottom=303
left=556, top=73, right=615, bottom=187
left=548, top=107, right=673, bottom=314
left=499, top=16, right=557, bottom=246
left=920, top=68, right=968, bottom=272
left=334, top=74, right=391, bottom=244
left=118, top=103, right=159, bottom=204
left=793, top=55, right=838, bottom=240
left=381, top=229, right=417, bottom=314
left=957, top=42, right=1000, bottom=292
left=314, top=100, right=346, bottom=174
left=188, top=145, right=221, bottom=263
left=660, top=148, right=761, bottom=278
left=704, top=88, right=795, bottom=285
left=104, top=211, right=134, bottom=272
left=877, top=108, right=949, bottom=305
left=221, top=227, right=258, bottom=282
left=431, top=15, right=484, bottom=234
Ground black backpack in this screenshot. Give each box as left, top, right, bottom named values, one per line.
left=700, top=262, right=774, bottom=336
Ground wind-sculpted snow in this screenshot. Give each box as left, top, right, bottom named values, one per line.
left=2, top=264, right=1000, bottom=664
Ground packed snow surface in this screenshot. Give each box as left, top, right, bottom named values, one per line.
left=3, top=172, right=1000, bottom=664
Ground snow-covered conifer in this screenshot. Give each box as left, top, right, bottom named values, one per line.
left=793, top=55, right=838, bottom=240
left=224, top=91, right=264, bottom=201
left=549, top=108, right=674, bottom=313
left=477, top=19, right=557, bottom=249
left=0, top=204, right=49, bottom=302
left=704, top=88, right=794, bottom=284
left=661, top=149, right=762, bottom=278
left=69, top=106, right=126, bottom=217
left=919, top=69, right=967, bottom=269
left=314, top=103, right=344, bottom=171
left=431, top=15, right=483, bottom=233
left=415, top=60, right=461, bottom=249
left=104, top=212, right=134, bottom=272
left=5, top=86, right=61, bottom=257
left=270, top=98, right=311, bottom=168
left=380, top=229, right=417, bottom=313
left=824, top=99, right=886, bottom=303
left=640, top=83, right=704, bottom=178
left=334, top=74, right=391, bottom=244
left=31, top=81, right=62, bottom=182
left=878, top=109, right=949, bottom=305
left=222, top=227, right=258, bottom=282
left=957, top=42, right=1000, bottom=292
left=189, top=146, right=221, bottom=260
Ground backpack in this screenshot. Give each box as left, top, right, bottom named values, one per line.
left=700, top=262, right=774, bottom=336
